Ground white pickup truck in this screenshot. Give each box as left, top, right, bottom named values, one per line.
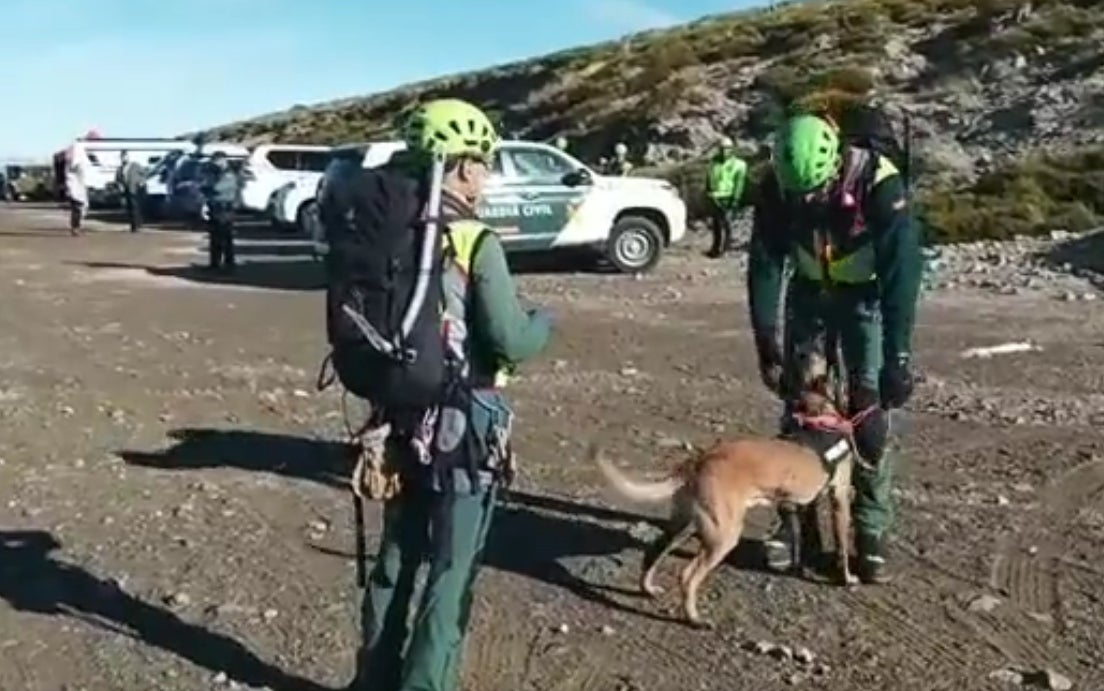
left=279, top=140, right=687, bottom=273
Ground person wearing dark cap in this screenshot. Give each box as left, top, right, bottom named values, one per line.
left=200, top=152, right=240, bottom=271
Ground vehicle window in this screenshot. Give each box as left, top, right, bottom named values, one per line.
left=504, top=148, right=573, bottom=179
left=299, top=151, right=331, bottom=172
left=336, top=145, right=369, bottom=163
left=265, top=150, right=299, bottom=170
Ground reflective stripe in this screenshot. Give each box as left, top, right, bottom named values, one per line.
left=448, top=220, right=484, bottom=274
left=873, top=155, right=898, bottom=186
left=789, top=150, right=894, bottom=285
left=793, top=244, right=877, bottom=283
left=446, top=220, right=510, bottom=388
left=708, top=157, right=744, bottom=199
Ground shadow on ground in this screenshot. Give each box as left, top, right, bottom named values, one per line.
left=0, top=530, right=330, bottom=691
left=119, top=428, right=770, bottom=625
left=1047, top=228, right=1104, bottom=278
left=507, top=248, right=621, bottom=275
left=74, top=260, right=326, bottom=292
left=120, top=427, right=353, bottom=487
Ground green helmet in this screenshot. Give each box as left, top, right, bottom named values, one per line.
left=772, top=115, right=841, bottom=193
left=402, top=98, right=499, bottom=161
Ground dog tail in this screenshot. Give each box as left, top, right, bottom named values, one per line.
left=589, top=442, right=681, bottom=504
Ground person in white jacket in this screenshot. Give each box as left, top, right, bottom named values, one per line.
left=64, top=154, right=88, bottom=236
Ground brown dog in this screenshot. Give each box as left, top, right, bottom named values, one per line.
left=591, top=374, right=858, bottom=627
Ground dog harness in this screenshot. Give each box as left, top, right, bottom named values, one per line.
left=784, top=405, right=880, bottom=479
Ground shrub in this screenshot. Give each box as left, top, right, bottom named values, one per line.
left=638, top=73, right=698, bottom=119
left=814, top=65, right=876, bottom=95
left=754, top=64, right=814, bottom=105
left=920, top=147, right=1104, bottom=243
left=634, top=37, right=700, bottom=83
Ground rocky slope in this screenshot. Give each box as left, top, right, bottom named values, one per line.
left=201, top=0, right=1104, bottom=240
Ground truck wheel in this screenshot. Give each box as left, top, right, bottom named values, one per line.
left=605, top=215, right=663, bottom=273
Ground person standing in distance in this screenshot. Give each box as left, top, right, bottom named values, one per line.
left=115, top=151, right=146, bottom=232
left=200, top=152, right=240, bottom=272
left=704, top=136, right=748, bottom=258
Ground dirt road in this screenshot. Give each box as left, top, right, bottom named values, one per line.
left=0, top=204, right=1100, bottom=691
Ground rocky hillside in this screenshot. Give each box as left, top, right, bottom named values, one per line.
left=203, top=0, right=1104, bottom=242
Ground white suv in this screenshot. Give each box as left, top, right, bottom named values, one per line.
left=272, top=141, right=405, bottom=234
left=239, top=144, right=331, bottom=214
left=307, top=140, right=687, bottom=273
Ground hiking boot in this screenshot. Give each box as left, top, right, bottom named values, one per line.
left=764, top=509, right=799, bottom=572
left=763, top=526, right=793, bottom=572
left=765, top=505, right=822, bottom=573
left=856, top=532, right=891, bottom=584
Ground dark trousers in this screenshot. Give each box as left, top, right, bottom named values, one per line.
left=123, top=190, right=142, bottom=232
left=68, top=199, right=86, bottom=234
left=207, top=206, right=235, bottom=269
left=708, top=197, right=734, bottom=255
left=356, top=486, right=496, bottom=691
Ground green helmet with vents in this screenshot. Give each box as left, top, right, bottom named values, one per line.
left=402, top=98, right=499, bottom=162
left=772, top=114, right=841, bottom=193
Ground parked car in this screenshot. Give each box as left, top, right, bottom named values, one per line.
left=272, top=141, right=403, bottom=235
left=3, top=165, right=53, bottom=202
left=309, top=140, right=687, bottom=273
left=54, top=138, right=190, bottom=208
left=238, top=144, right=331, bottom=215
left=140, top=150, right=188, bottom=220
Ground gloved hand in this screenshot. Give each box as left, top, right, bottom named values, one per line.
left=879, top=355, right=914, bottom=409
left=754, top=331, right=784, bottom=395
left=850, top=386, right=889, bottom=464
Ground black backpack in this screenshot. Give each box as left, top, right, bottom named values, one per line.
left=838, top=104, right=911, bottom=188
left=319, top=160, right=448, bottom=412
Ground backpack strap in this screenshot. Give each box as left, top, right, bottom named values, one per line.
left=838, top=147, right=872, bottom=208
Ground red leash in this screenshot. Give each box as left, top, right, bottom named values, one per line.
left=793, top=404, right=879, bottom=435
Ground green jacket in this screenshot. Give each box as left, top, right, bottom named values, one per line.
left=707, top=154, right=748, bottom=203
left=747, top=150, right=922, bottom=363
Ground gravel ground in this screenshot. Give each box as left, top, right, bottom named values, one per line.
left=0, top=204, right=1101, bottom=691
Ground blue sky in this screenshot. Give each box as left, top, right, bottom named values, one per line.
left=1, top=0, right=764, bottom=159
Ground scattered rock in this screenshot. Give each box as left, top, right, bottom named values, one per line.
left=165, top=592, right=191, bottom=608
left=556, top=623, right=570, bottom=634
left=1027, top=669, right=1073, bottom=690
left=656, top=435, right=686, bottom=449
left=745, top=640, right=775, bottom=655
left=794, top=647, right=816, bottom=665
left=262, top=608, right=279, bottom=621
left=601, top=624, right=615, bottom=636
left=989, top=668, right=1024, bottom=685
left=619, top=366, right=639, bottom=377
left=990, top=667, right=1073, bottom=690
left=628, top=521, right=661, bottom=543
left=968, top=594, right=1002, bottom=613
left=770, top=644, right=794, bottom=661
